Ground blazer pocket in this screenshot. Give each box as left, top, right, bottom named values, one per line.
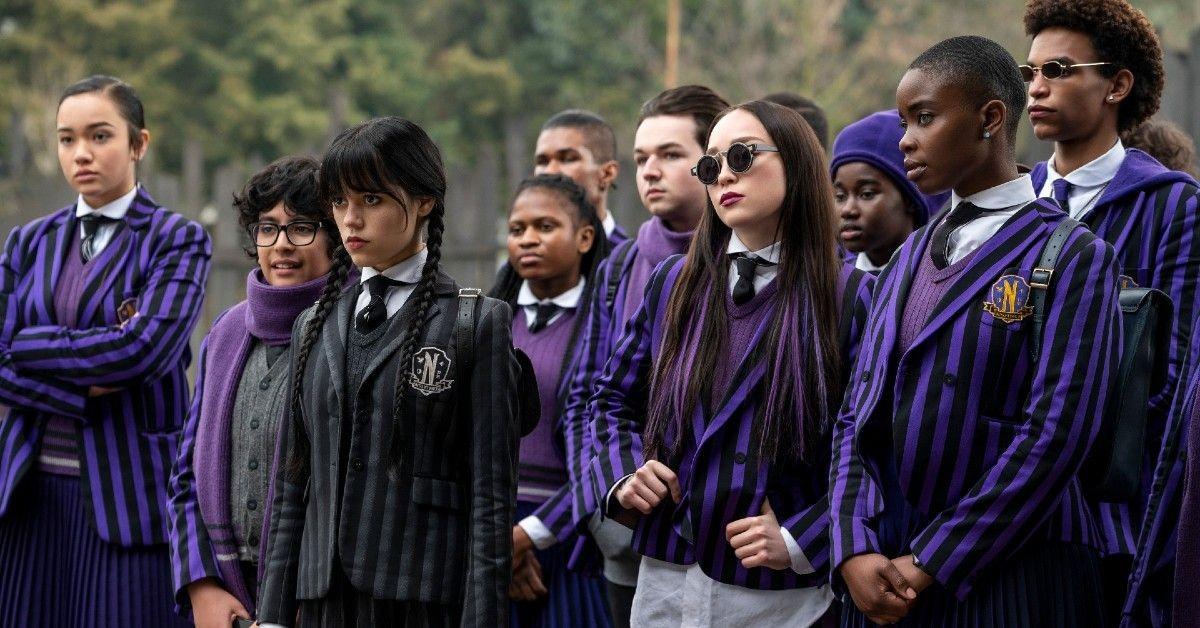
left=411, top=476, right=464, bottom=511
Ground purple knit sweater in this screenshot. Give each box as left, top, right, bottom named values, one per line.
left=511, top=307, right=580, bottom=504
left=898, top=244, right=980, bottom=353
left=623, top=217, right=694, bottom=329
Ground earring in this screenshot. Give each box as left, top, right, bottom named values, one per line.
left=983, top=130, right=992, bottom=139
left=1107, top=95, right=1116, bottom=102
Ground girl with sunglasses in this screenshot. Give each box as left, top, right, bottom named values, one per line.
left=168, top=156, right=347, bottom=627
left=1021, top=2, right=1200, bottom=622
left=256, top=117, right=521, bottom=627
left=0, top=75, right=210, bottom=627
left=830, top=110, right=949, bottom=275
left=589, top=100, right=874, bottom=626
left=831, top=35, right=1121, bottom=626
left=489, top=174, right=612, bottom=627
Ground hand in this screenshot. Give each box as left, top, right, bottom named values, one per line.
left=726, top=499, right=791, bottom=570
left=892, top=554, right=934, bottom=595
left=187, top=578, right=250, bottom=628
left=513, top=524, right=534, bottom=562
left=615, top=460, right=681, bottom=515
left=840, top=553, right=917, bottom=625
left=88, top=385, right=120, bottom=397
left=508, top=551, right=547, bottom=601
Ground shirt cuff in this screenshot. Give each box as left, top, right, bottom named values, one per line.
left=779, top=525, right=816, bottom=575
left=604, top=473, right=635, bottom=517
left=518, top=516, right=557, bottom=550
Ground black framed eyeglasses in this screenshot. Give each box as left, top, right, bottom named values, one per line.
left=691, top=142, right=779, bottom=185
left=247, top=220, right=323, bottom=247
left=1019, top=61, right=1112, bottom=82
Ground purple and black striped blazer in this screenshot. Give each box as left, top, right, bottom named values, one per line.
left=530, top=238, right=638, bottom=563
left=586, top=254, right=875, bottom=590
left=829, top=199, right=1121, bottom=599
left=0, top=188, right=211, bottom=547
left=1033, top=150, right=1200, bottom=559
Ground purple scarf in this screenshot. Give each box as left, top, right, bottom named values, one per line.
left=623, top=217, right=694, bottom=323
left=192, top=268, right=341, bottom=610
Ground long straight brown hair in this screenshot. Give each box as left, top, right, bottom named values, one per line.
left=643, top=100, right=842, bottom=466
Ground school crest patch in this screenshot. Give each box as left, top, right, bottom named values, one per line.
left=409, top=346, right=453, bottom=396
left=1119, top=275, right=1139, bottom=290
left=983, top=274, right=1034, bottom=323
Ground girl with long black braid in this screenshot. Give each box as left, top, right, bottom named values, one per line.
left=489, top=174, right=612, bottom=626
left=257, top=116, right=521, bottom=628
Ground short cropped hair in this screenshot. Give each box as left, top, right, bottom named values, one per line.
left=909, top=35, right=1027, bottom=143
left=541, top=109, right=617, bottom=163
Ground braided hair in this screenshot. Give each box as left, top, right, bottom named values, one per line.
left=488, top=174, right=611, bottom=403
left=285, top=116, right=448, bottom=479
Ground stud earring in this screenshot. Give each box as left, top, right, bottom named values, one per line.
left=983, top=130, right=992, bottom=139
left=1107, top=95, right=1116, bottom=102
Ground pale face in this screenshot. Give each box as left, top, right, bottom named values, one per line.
left=633, top=115, right=708, bottom=230
left=330, top=188, right=432, bottom=271
left=56, top=93, right=148, bottom=207
left=705, top=109, right=786, bottom=250
left=253, top=202, right=335, bottom=286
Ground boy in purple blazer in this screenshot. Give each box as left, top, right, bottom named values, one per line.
left=1020, top=2, right=1200, bottom=623
left=0, top=76, right=210, bottom=627
left=831, top=36, right=1120, bottom=626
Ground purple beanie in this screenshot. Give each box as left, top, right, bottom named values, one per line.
left=829, top=109, right=949, bottom=227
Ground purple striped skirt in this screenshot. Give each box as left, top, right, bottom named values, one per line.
left=0, top=472, right=188, bottom=627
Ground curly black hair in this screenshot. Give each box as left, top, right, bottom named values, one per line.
left=233, top=155, right=336, bottom=258
left=1024, top=0, right=1164, bottom=133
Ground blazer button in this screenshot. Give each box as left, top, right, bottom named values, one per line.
left=248, top=458, right=259, bottom=471
left=860, top=370, right=871, bottom=383
left=246, top=499, right=258, bottom=511
left=943, top=374, right=956, bottom=386
left=733, top=452, right=747, bottom=464
left=351, top=457, right=364, bottom=471
left=249, top=418, right=260, bottom=430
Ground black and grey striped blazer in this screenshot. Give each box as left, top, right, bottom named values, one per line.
left=257, top=271, right=521, bottom=627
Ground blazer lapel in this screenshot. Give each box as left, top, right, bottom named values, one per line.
left=322, top=290, right=354, bottom=405
left=902, top=206, right=1049, bottom=355
left=34, top=210, right=74, bottom=324
left=694, top=314, right=774, bottom=448
left=356, top=272, right=456, bottom=398
left=76, top=222, right=134, bottom=325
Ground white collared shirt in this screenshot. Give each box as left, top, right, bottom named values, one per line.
left=516, top=278, right=586, bottom=329
left=854, top=253, right=888, bottom=273
left=601, top=211, right=616, bottom=238
left=1040, top=139, right=1124, bottom=219
left=354, top=247, right=427, bottom=319
left=726, top=233, right=781, bottom=296
left=943, top=174, right=1037, bottom=265
left=75, top=185, right=137, bottom=257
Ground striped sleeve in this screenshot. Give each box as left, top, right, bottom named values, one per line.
left=8, top=215, right=211, bottom=386
left=0, top=225, right=86, bottom=417
left=908, top=231, right=1121, bottom=598
left=782, top=267, right=876, bottom=569
left=585, top=257, right=675, bottom=514
left=531, top=250, right=623, bottom=539
left=1147, top=184, right=1200, bottom=419
left=461, top=300, right=519, bottom=628
left=167, top=331, right=222, bottom=608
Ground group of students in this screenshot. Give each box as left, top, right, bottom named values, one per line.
left=0, top=0, right=1198, bottom=626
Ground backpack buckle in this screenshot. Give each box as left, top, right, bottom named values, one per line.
left=1030, top=268, right=1053, bottom=289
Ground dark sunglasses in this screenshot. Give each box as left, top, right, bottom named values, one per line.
left=1019, top=61, right=1113, bottom=82
left=247, top=220, right=324, bottom=247
left=691, top=142, right=779, bottom=185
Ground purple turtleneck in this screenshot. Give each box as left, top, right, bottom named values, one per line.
left=622, top=216, right=694, bottom=329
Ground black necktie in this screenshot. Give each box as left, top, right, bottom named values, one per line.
left=79, top=214, right=119, bottom=262
left=731, top=254, right=774, bottom=305
left=929, top=202, right=991, bottom=269
left=1051, top=178, right=1073, bottom=213
left=528, top=303, right=560, bottom=333
left=356, top=275, right=404, bottom=333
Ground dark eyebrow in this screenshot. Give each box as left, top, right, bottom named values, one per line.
left=57, top=121, right=118, bottom=133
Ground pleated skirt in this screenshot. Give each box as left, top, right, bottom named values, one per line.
left=0, top=471, right=188, bottom=627
left=511, top=500, right=613, bottom=628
